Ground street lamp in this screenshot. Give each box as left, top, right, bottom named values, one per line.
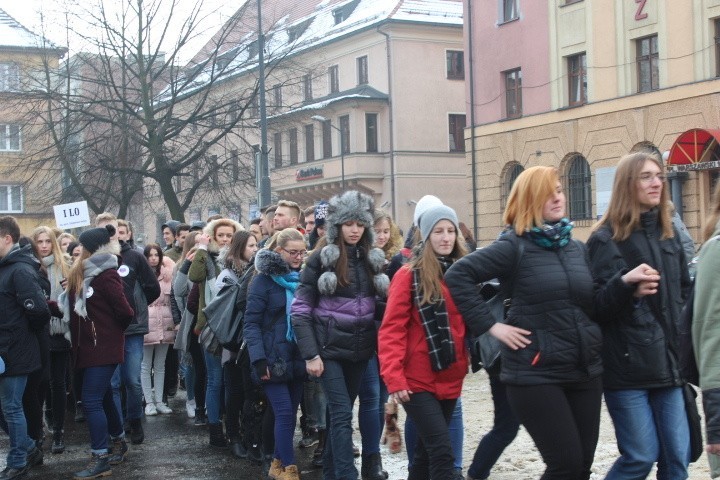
left=311, top=114, right=345, bottom=190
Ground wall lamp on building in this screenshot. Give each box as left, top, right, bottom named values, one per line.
left=406, top=200, right=417, bottom=206
left=311, top=114, right=345, bottom=189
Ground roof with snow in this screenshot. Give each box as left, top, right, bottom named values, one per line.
left=0, top=8, right=66, bottom=53
left=267, top=85, right=388, bottom=122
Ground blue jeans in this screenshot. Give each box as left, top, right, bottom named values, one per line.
left=321, top=359, right=368, bottom=480
left=0, top=375, right=35, bottom=468
left=180, top=352, right=195, bottom=402
left=604, top=387, right=690, bottom=480
left=303, top=377, right=326, bottom=430
left=83, top=365, right=123, bottom=454
left=112, top=334, right=144, bottom=422
left=358, top=356, right=381, bottom=456
left=264, top=380, right=304, bottom=466
left=468, top=374, right=520, bottom=480
left=407, top=396, right=464, bottom=469
left=203, top=350, right=223, bottom=424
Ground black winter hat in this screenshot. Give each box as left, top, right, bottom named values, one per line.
left=79, top=225, right=115, bottom=254
left=161, top=220, right=181, bottom=235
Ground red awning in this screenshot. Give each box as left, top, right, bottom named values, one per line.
left=667, top=128, right=720, bottom=165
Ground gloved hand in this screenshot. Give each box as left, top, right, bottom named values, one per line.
left=254, top=359, right=269, bottom=380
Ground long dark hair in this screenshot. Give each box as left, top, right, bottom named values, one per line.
left=225, top=230, right=253, bottom=269
left=143, top=243, right=164, bottom=277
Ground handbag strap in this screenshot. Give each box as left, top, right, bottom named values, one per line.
left=500, top=235, right=525, bottom=310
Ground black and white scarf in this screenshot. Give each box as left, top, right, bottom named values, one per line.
left=413, top=257, right=456, bottom=372
left=57, top=253, right=119, bottom=344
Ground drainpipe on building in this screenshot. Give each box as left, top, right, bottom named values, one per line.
left=467, top=0, right=479, bottom=244
left=377, top=26, right=396, bottom=220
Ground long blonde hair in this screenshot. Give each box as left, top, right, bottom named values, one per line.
left=503, top=166, right=560, bottom=235
left=373, top=209, right=403, bottom=260
left=704, top=180, right=720, bottom=241
left=66, top=248, right=93, bottom=295
left=265, top=228, right=304, bottom=251
left=409, top=227, right=466, bottom=305
left=592, top=152, right=673, bottom=241
left=32, top=226, right=69, bottom=280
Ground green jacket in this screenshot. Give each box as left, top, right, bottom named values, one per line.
left=188, top=247, right=219, bottom=334
left=692, top=220, right=720, bottom=444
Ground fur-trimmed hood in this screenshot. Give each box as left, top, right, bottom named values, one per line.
left=325, top=191, right=376, bottom=246
left=317, top=243, right=389, bottom=297
left=254, top=248, right=291, bottom=276
left=202, top=218, right=244, bottom=253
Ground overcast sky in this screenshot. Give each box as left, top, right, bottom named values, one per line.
left=2, top=0, right=242, bottom=62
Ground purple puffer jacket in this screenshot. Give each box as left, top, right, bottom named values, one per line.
left=291, top=245, right=379, bottom=362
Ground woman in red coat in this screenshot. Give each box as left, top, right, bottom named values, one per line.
left=378, top=204, right=468, bottom=480
left=60, top=225, right=134, bottom=479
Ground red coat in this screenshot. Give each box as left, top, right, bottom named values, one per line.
left=70, top=269, right=135, bottom=369
left=378, top=265, right=468, bottom=400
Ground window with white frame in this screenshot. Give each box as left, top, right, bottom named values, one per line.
left=0, top=125, right=21, bottom=151
left=0, top=63, right=20, bottom=91
left=0, top=185, right=23, bottom=213
left=502, top=0, right=519, bottom=23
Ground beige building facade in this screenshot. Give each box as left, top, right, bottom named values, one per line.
left=466, top=0, right=720, bottom=246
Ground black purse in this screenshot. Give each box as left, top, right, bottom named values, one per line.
left=468, top=242, right=524, bottom=374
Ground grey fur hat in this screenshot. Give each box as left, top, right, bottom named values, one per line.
left=317, top=191, right=389, bottom=297
left=324, top=191, right=376, bottom=245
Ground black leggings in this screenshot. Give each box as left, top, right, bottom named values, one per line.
left=48, top=350, right=70, bottom=431
left=223, top=358, right=244, bottom=439
left=188, top=333, right=207, bottom=411
left=506, top=377, right=602, bottom=480
left=402, top=392, right=457, bottom=480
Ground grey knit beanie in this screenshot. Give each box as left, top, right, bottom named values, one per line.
left=418, top=205, right=459, bottom=243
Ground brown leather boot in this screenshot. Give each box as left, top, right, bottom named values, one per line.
left=277, top=464, right=300, bottom=480
left=381, top=403, right=402, bottom=454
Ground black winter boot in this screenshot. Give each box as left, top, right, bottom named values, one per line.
left=51, top=429, right=65, bottom=454
left=129, top=418, right=144, bottom=445
left=73, top=452, right=111, bottom=479
left=194, top=408, right=208, bottom=426
left=208, top=423, right=227, bottom=448
left=361, top=452, right=386, bottom=480
left=311, top=429, right=326, bottom=468
left=228, top=436, right=247, bottom=458
left=108, top=437, right=128, bottom=465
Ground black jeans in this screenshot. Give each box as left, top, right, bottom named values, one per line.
left=506, top=377, right=602, bottom=480
left=49, top=350, right=70, bottom=431
left=223, top=358, right=244, bottom=439
left=163, top=348, right=179, bottom=397
left=188, top=333, right=206, bottom=411
left=468, top=374, right=520, bottom=479
left=402, top=392, right=457, bottom=480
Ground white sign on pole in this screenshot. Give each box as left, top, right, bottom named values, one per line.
left=595, top=167, right=617, bottom=219
left=53, top=201, right=91, bottom=229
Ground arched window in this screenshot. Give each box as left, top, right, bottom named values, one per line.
left=501, top=162, right=524, bottom=208
left=566, top=154, right=592, bottom=220
left=630, top=141, right=663, bottom=165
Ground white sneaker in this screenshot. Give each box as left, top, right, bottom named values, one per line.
left=156, top=403, right=173, bottom=414
left=186, top=399, right=196, bottom=418
left=145, top=403, right=157, bottom=416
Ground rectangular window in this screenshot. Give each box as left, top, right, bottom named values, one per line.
left=329, top=65, right=339, bottom=94
left=568, top=52, right=587, bottom=106
left=715, top=19, right=720, bottom=77
left=0, top=63, right=20, bottom=91
left=249, top=95, right=259, bottom=117
left=504, top=69, right=522, bottom=118
left=446, top=51, right=464, bottom=80
left=305, top=124, right=315, bottom=162
left=357, top=56, right=368, bottom=85
left=502, top=0, right=519, bottom=23
left=322, top=120, right=332, bottom=158
left=303, top=74, right=312, bottom=101
left=289, top=128, right=298, bottom=165
left=231, top=149, right=239, bottom=181
left=448, top=114, right=466, bottom=152
left=365, top=113, right=378, bottom=153
left=503, top=68, right=522, bottom=118
left=273, top=132, right=283, bottom=168
left=339, top=115, right=350, bottom=154
left=0, top=125, right=21, bottom=151
left=637, top=35, right=659, bottom=93
left=0, top=185, right=22, bottom=213
left=272, top=84, right=282, bottom=111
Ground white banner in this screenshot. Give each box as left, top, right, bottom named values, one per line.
left=53, top=201, right=91, bottom=229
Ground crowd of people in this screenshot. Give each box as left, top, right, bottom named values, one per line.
left=0, top=150, right=719, bottom=480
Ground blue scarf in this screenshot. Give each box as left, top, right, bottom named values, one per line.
left=271, top=271, right=301, bottom=342
left=527, top=218, right=573, bottom=249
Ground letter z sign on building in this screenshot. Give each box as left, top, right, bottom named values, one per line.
left=53, top=201, right=91, bottom=229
